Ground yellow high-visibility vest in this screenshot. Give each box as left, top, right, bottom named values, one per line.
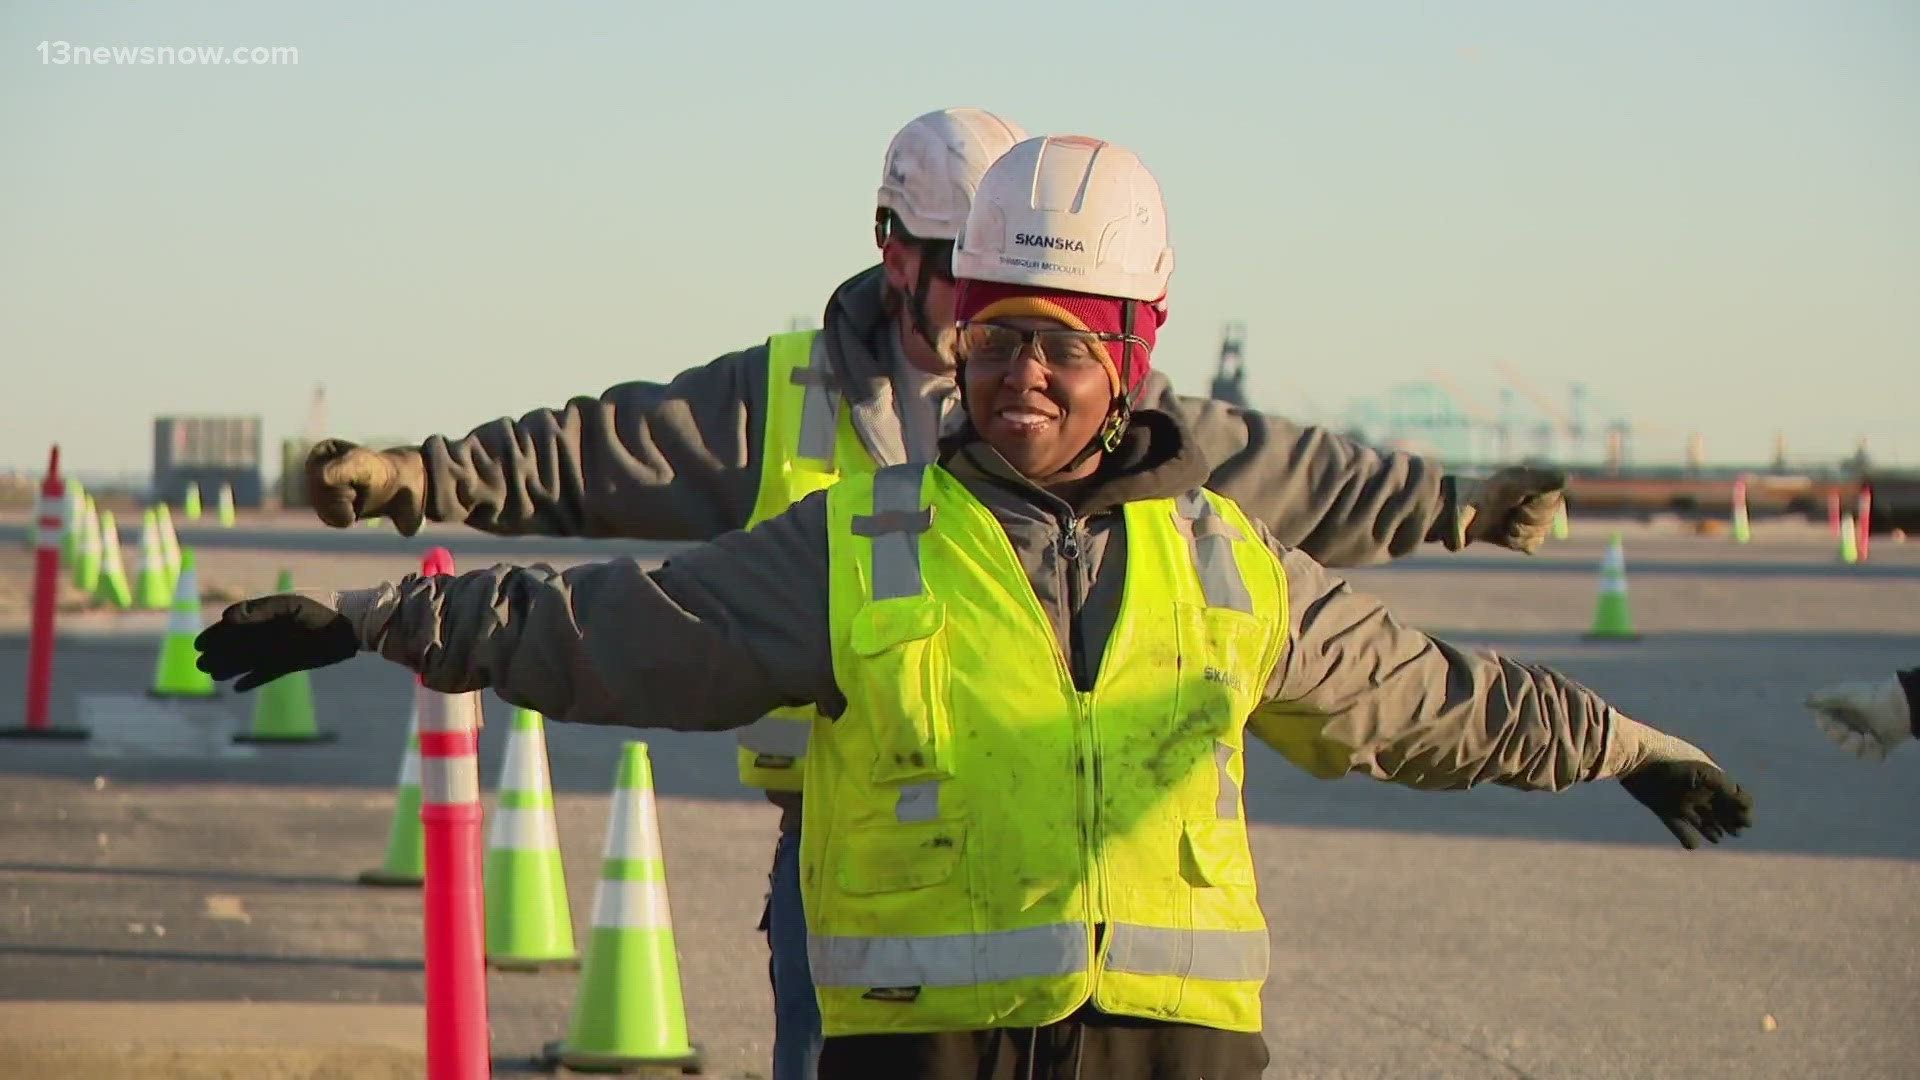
left=804, top=461, right=1289, bottom=1036
left=735, top=330, right=877, bottom=792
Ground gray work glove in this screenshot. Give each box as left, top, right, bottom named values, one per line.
left=304, top=439, right=428, bottom=537
left=1601, top=713, right=1754, bottom=850
left=1442, top=467, right=1567, bottom=553
left=1805, top=676, right=1914, bottom=762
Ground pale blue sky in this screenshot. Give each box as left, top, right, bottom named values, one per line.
left=3, top=0, right=1915, bottom=476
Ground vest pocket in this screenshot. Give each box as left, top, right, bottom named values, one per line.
left=848, top=595, right=956, bottom=787
left=1179, top=818, right=1256, bottom=888
left=1174, top=602, right=1269, bottom=722
left=836, top=819, right=967, bottom=895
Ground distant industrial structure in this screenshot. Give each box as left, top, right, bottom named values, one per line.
left=1208, top=321, right=1251, bottom=409
left=1202, top=323, right=1914, bottom=525
left=1202, top=322, right=1843, bottom=477
left=152, top=414, right=264, bottom=508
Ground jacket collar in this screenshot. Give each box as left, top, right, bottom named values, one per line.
left=942, top=409, right=1210, bottom=518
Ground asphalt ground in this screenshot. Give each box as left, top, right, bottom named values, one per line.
left=1, top=515, right=1916, bottom=1078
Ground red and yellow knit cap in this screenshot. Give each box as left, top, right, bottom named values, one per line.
left=953, top=279, right=1168, bottom=398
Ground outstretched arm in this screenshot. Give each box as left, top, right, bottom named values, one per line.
left=197, top=491, right=843, bottom=732
left=1146, top=374, right=1562, bottom=567
left=307, top=344, right=772, bottom=541
left=1246, top=530, right=1752, bottom=847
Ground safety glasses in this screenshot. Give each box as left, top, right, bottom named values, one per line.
left=954, top=321, right=1145, bottom=373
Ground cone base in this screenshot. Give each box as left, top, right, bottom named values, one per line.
left=355, top=867, right=423, bottom=888
left=147, top=686, right=220, bottom=700
left=488, top=953, right=581, bottom=973
left=0, top=725, right=91, bottom=741
left=1582, top=631, right=1643, bottom=642
left=538, top=1038, right=702, bottom=1075
left=234, top=730, right=339, bottom=745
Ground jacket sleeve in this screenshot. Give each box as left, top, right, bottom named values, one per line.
left=357, top=489, right=842, bottom=731
left=417, top=344, right=771, bottom=541
left=1143, top=374, right=1452, bottom=568
left=1246, top=530, right=1636, bottom=792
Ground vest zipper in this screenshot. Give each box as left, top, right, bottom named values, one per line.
left=1057, top=516, right=1088, bottom=687
left=1058, top=512, right=1107, bottom=957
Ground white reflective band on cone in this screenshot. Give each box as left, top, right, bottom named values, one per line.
left=420, top=757, right=479, bottom=806
left=488, top=807, right=560, bottom=852
left=415, top=686, right=480, bottom=734
left=166, top=571, right=202, bottom=634
left=591, top=879, right=674, bottom=930
left=37, top=495, right=64, bottom=535
left=602, top=787, right=664, bottom=861
left=500, top=729, right=552, bottom=794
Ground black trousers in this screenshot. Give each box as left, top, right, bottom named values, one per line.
left=817, top=1006, right=1269, bottom=1080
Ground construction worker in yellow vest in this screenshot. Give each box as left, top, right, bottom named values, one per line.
left=203, top=133, right=1752, bottom=1080
left=297, top=106, right=1564, bottom=1080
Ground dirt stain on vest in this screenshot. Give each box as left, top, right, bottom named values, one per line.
left=1143, top=704, right=1221, bottom=787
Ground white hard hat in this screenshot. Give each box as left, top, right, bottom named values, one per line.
left=875, top=107, right=1028, bottom=243
left=953, top=135, right=1174, bottom=303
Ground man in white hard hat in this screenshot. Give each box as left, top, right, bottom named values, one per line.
left=298, top=108, right=1565, bottom=1079
left=206, top=133, right=1749, bottom=1080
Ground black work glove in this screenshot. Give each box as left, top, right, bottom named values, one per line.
left=194, top=594, right=360, bottom=692
left=1619, top=760, right=1754, bottom=849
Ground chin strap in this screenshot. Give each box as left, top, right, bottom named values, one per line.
left=1064, top=301, right=1144, bottom=473
left=901, top=251, right=945, bottom=359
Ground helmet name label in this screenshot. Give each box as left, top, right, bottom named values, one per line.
left=1014, top=232, right=1086, bottom=252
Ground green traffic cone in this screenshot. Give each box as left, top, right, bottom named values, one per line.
left=156, top=502, right=182, bottom=592
left=234, top=570, right=337, bottom=744
left=73, top=498, right=101, bottom=594
left=60, top=478, right=85, bottom=568
left=540, top=742, right=701, bottom=1073
left=216, top=482, right=235, bottom=527
left=484, top=708, right=578, bottom=971
left=1583, top=533, right=1640, bottom=641
left=132, top=510, right=172, bottom=611
left=1839, top=513, right=1859, bottom=564
left=93, top=510, right=133, bottom=610
left=183, top=481, right=202, bottom=521
left=149, top=548, right=215, bottom=698
left=358, top=702, right=424, bottom=887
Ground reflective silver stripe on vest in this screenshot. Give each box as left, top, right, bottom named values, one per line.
left=1175, top=491, right=1254, bottom=614
left=809, top=921, right=1089, bottom=990
left=808, top=921, right=1266, bottom=989
left=849, top=464, right=933, bottom=602
left=737, top=715, right=812, bottom=758
left=1214, top=742, right=1239, bottom=818
left=789, top=334, right=841, bottom=463
left=894, top=781, right=938, bottom=823
left=1105, top=924, right=1270, bottom=984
